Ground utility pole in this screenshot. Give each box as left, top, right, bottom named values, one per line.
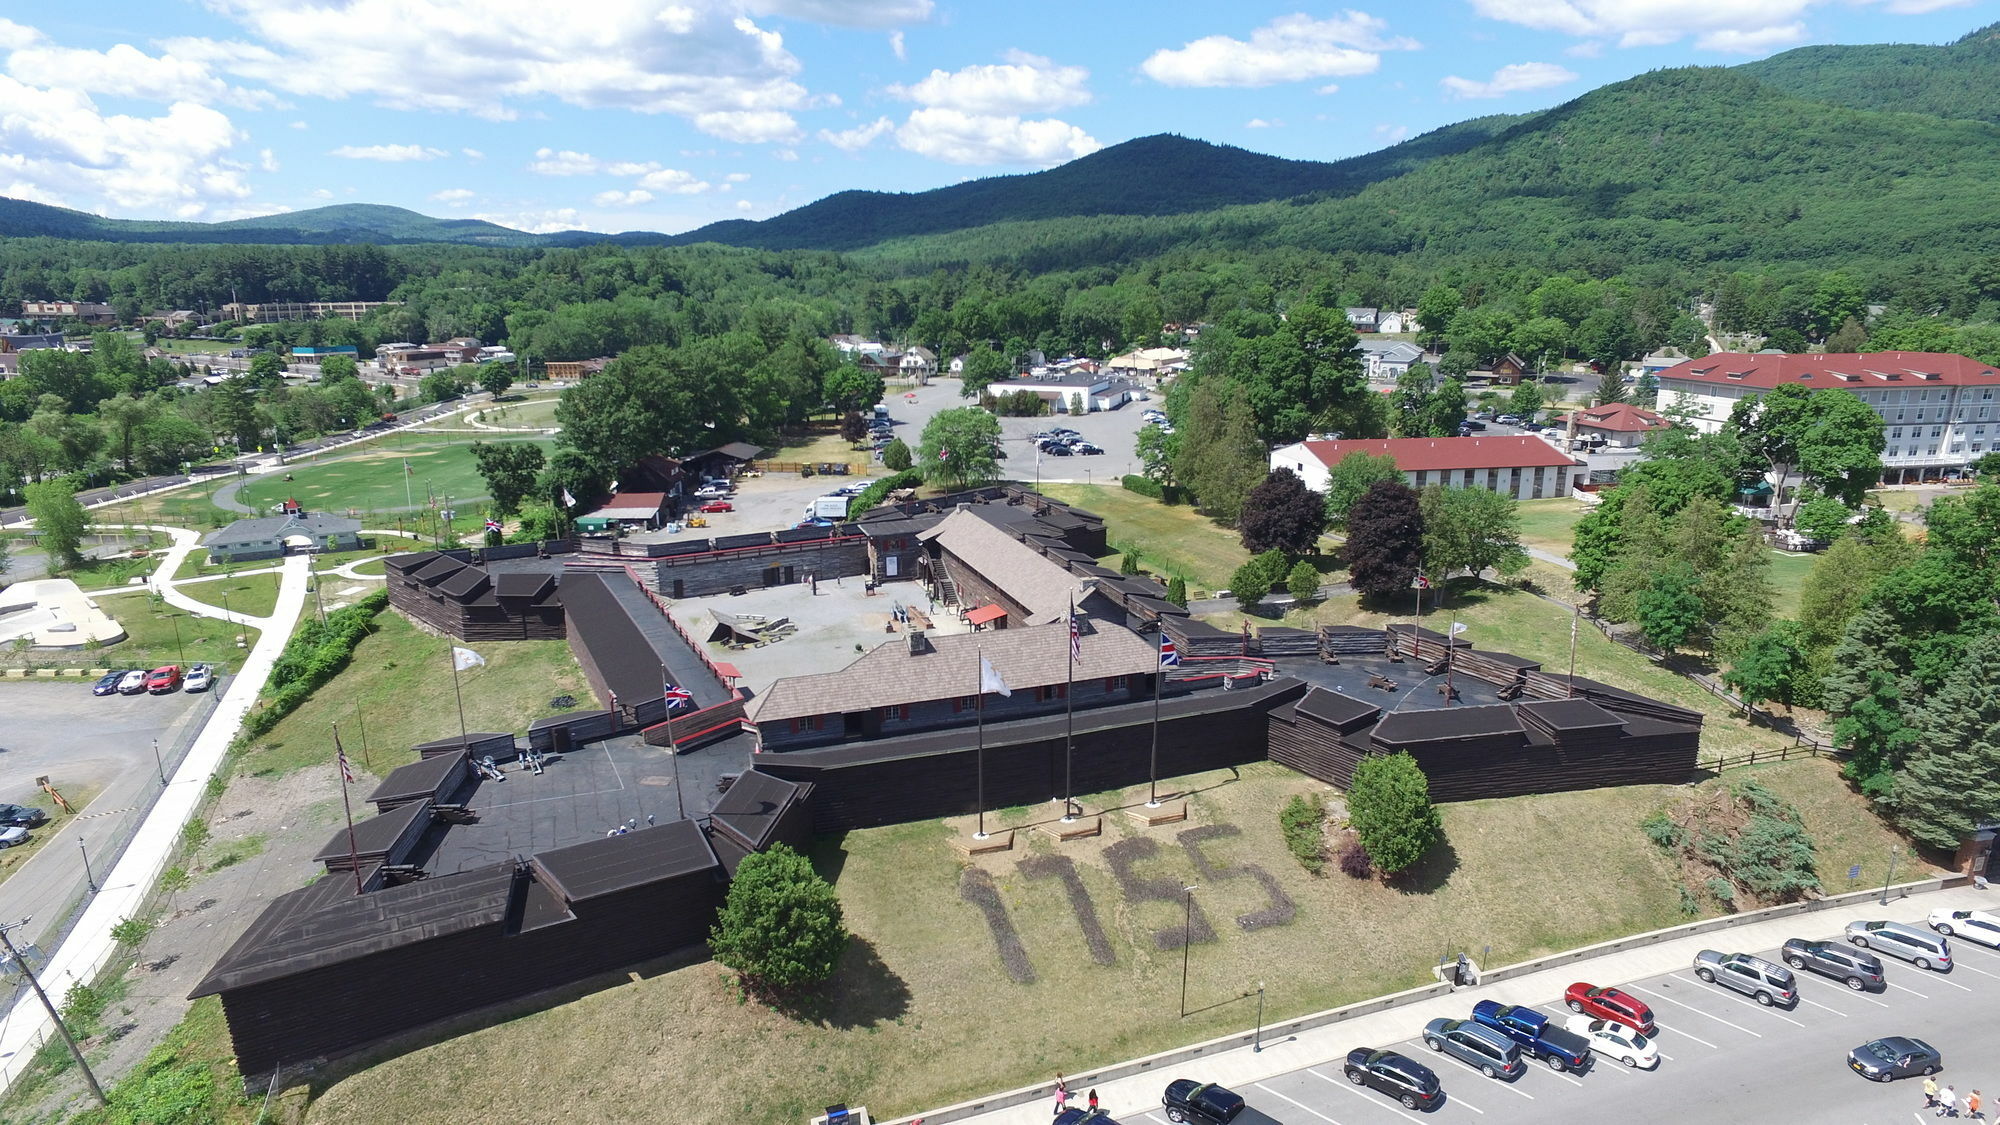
left=1179, top=884, right=1197, bottom=1017
left=0, top=920, right=106, bottom=1106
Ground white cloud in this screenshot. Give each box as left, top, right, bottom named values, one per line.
left=1373, top=122, right=1409, bottom=143
left=472, top=207, right=583, bottom=234
left=694, top=108, right=802, bottom=143
left=309, top=187, right=333, bottom=199
left=527, top=148, right=603, bottom=175
left=1141, top=12, right=1418, bottom=88
left=1440, top=61, right=1578, bottom=99
left=330, top=143, right=448, bottom=161
left=890, top=30, right=908, bottom=61
left=773, top=147, right=799, bottom=161
left=1245, top=117, right=1278, bottom=128
left=1467, top=0, right=1924, bottom=54
left=819, top=116, right=896, bottom=152
left=736, top=199, right=754, bottom=212
left=1564, top=40, right=1604, bottom=57
left=1315, top=83, right=1341, bottom=95
left=887, top=50, right=1090, bottom=114
left=461, top=147, right=485, bottom=160
left=430, top=187, right=475, bottom=204
left=167, top=1, right=815, bottom=139
left=744, top=0, right=933, bottom=28
left=259, top=147, right=279, bottom=171
left=0, top=75, right=249, bottom=216
left=636, top=168, right=714, bottom=194
left=894, top=107, right=1099, bottom=166
left=725, top=172, right=751, bottom=183
left=5, top=40, right=276, bottom=109
left=593, top=189, right=655, bottom=206
left=288, top=119, right=308, bottom=129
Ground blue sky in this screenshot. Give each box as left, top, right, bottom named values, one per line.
left=4, top=0, right=1994, bottom=235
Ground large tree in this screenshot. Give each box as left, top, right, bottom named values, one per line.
left=469, top=441, right=546, bottom=517
left=1635, top=563, right=1704, bottom=653
left=1415, top=285, right=1462, bottom=348
left=1321, top=451, right=1402, bottom=532
left=916, top=406, right=1003, bottom=489
left=1344, top=480, right=1424, bottom=601
left=478, top=363, right=514, bottom=400
left=1238, top=467, right=1325, bottom=555
left=1730, top=385, right=1884, bottom=510
left=1347, top=752, right=1442, bottom=875
left=1723, top=620, right=1813, bottom=713
left=708, top=843, right=849, bottom=998
left=824, top=362, right=885, bottom=415
left=24, top=481, right=87, bottom=570
left=958, top=345, right=1010, bottom=401
left=1419, top=485, right=1528, bottom=583
left=1894, top=632, right=2000, bottom=849
left=1174, top=378, right=1266, bottom=524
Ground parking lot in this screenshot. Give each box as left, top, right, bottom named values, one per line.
left=1121, top=903, right=2000, bottom=1125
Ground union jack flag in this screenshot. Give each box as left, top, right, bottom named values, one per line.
left=937, top=447, right=951, bottom=461
left=1158, top=634, right=1180, bottom=669
left=484, top=517, right=502, bottom=533
left=663, top=683, right=694, bottom=705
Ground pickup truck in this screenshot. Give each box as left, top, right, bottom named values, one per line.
left=1470, top=1000, right=1592, bottom=1072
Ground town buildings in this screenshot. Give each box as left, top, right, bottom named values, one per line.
left=1269, top=436, right=1585, bottom=500
left=1555, top=402, right=1669, bottom=448
left=220, top=300, right=400, bottom=323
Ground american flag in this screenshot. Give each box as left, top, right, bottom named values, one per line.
left=1416, top=573, right=1431, bottom=590
left=1158, top=633, right=1180, bottom=669
left=335, top=730, right=355, bottom=784
left=1068, top=607, right=1082, bottom=662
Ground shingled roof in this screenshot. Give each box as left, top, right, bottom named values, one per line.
left=917, top=508, right=1094, bottom=626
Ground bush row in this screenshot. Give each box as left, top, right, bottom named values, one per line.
left=849, top=468, right=924, bottom=515
left=244, top=589, right=389, bottom=739
left=1120, top=474, right=1183, bottom=503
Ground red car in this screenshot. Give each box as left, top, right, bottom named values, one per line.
left=145, top=665, right=183, bottom=694
left=1564, top=983, right=1655, bottom=1035
left=698, top=500, right=734, bottom=513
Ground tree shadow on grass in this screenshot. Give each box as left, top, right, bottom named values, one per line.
left=780, top=935, right=911, bottom=1030
left=1389, top=832, right=1460, bottom=895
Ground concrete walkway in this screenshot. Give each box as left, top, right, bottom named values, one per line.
left=0, top=530, right=312, bottom=1095
left=919, top=879, right=1991, bottom=1125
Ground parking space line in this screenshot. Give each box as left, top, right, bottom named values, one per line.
left=1797, top=996, right=1849, bottom=1017
left=1887, top=980, right=1930, bottom=999
left=1446, top=1091, right=1485, bottom=1115
left=1541, top=1068, right=1585, bottom=1088
left=1630, top=984, right=1764, bottom=1038
left=1311, top=1066, right=1446, bottom=1120
left=1666, top=974, right=1806, bottom=1027
left=1950, top=961, right=2000, bottom=981
left=1252, top=1083, right=1342, bottom=1125
left=1389, top=1042, right=1536, bottom=1101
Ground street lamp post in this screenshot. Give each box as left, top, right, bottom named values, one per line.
left=151, top=738, right=166, bottom=788
left=1879, top=846, right=1901, bottom=907
left=1254, top=981, right=1266, bottom=1052
left=169, top=614, right=186, bottom=666
left=1179, top=884, right=1196, bottom=1017
left=77, top=837, right=97, bottom=895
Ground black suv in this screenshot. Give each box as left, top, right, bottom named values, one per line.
left=1344, top=1048, right=1443, bottom=1111
left=1784, top=938, right=1885, bottom=991
left=0, top=805, right=46, bottom=829
left=1162, top=1079, right=1244, bottom=1124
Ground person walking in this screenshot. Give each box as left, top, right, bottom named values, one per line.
left=1941, top=1086, right=1960, bottom=1119
left=1088, top=1089, right=1099, bottom=1111
left=1967, top=1089, right=1983, bottom=1121
left=1929, top=1077, right=1942, bottom=1109
left=1053, top=1074, right=1068, bottom=1116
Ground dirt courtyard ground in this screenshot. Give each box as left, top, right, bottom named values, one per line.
left=670, top=577, right=968, bottom=697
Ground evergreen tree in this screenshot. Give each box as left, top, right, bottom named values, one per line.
left=1344, top=480, right=1424, bottom=601
left=1286, top=559, right=1321, bottom=604
left=1238, top=467, right=1326, bottom=555
left=708, top=844, right=849, bottom=998
left=1166, top=575, right=1188, bottom=608
left=882, top=438, right=912, bottom=471
left=1594, top=367, right=1628, bottom=405
left=1346, top=752, right=1442, bottom=875
left=1895, top=632, right=2000, bottom=849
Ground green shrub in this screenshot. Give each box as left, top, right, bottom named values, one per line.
left=111, top=917, right=156, bottom=947
left=62, top=982, right=108, bottom=1031
left=1677, top=884, right=1702, bottom=917
left=179, top=818, right=210, bottom=855
left=848, top=468, right=922, bottom=515
left=1641, top=812, right=1685, bottom=850
left=1119, top=551, right=1141, bottom=576
left=1346, top=752, right=1442, bottom=874
left=1285, top=559, right=1320, bottom=604
left=244, top=590, right=388, bottom=738
left=1122, top=474, right=1163, bottom=499
left=1279, top=794, right=1326, bottom=875
left=1166, top=575, right=1188, bottom=607
left=1705, top=876, right=1737, bottom=906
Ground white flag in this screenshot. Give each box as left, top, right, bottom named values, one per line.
left=979, top=655, right=1012, bottom=697
left=1450, top=621, right=1468, bottom=635
left=561, top=487, right=576, bottom=508
left=452, top=646, right=486, bottom=671
left=608, top=479, right=620, bottom=494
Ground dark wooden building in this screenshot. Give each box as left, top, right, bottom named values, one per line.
left=384, top=551, right=565, bottom=641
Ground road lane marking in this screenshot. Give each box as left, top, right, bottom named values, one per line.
left=1630, top=984, right=1763, bottom=1038
left=1312, top=1066, right=1452, bottom=1119
left=1253, top=1083, right=1342, bottom=1124
left=1666, top=974, right=1805, bottom=1026
left=1447, top=1090, right=1485, bottom=1114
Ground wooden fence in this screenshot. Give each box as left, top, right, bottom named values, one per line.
left=748, top=460, right=869, bottom=476
left=1699, top=742, right=1835, bottom=773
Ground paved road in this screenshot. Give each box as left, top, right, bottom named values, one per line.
left=872, top=378, right=1156, bottom=485
left=932, top=883, right=1997, bottom=1125
left=0, top=684, right=212, bottom=953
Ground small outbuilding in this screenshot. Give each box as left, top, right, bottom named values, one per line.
left=203, top=510, right=363, bottom=563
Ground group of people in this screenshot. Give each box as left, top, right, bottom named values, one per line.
left=1926, top=1078, right=1985, bottom=1119
left=1052, top=1074, right=1098, bottom=1116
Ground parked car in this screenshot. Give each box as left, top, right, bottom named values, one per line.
left=1459, top=419, right=1488, bottom=431
left=1495, top=414, right=1521, bottom=425
left=0, top=827, right=27, bottom=849
left=1071, top=442, right=1104, bottom=455
left=1848, top=1036, right=1942, bottom=1082
left=146, top=665, right=183, bottom=694
left=1470, top=1001, right=1591, bottom=1072
left=1424, top=1018, right=1527, bottom=1079
left=1342, top=1048, right=1443, bottom=1111
left=1928, top=907, right=2000, bottom=949
left=1692, top=950, right=1798, bottom=1006
left=698, top=500, right=734, bottom=513
left=0, top=804, right=48, bottom=830
left=1160, top=1079, right=1244, bottom=1124
left=116, top=669, right=148, bottom=695
left=1847, top=920, right=1952, bottom=970
left=1562, top=983, right=1655, bottom=1035
left=183, top=663, right=215, bottom=693
left=91, top=670, right=130, bottom=696
left=1782, top=938, right=1885, bottom=991
left=1561, top=1015, right=1658, bottom=1069
left=1053, top=1111, right=1120, bottom=1125
left=1043, top=443, right=1074, bottom=456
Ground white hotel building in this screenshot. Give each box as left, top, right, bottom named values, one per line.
left=1655, top=351, right=2000, bottom=484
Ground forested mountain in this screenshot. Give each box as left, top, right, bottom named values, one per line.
left=0, top=199, right=548, bottom=245
left=1740, top=21, right=2000, bottom=124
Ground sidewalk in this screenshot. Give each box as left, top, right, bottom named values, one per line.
left=912, top=878, right=1987, bottom=1125
left=0, top=553, right=311, bottom=1094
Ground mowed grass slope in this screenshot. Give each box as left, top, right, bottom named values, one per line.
left=303, top=756, right=1921, bottom=1125
left=1038, top=483, right=1251, bottom=592
left=237, top=435, right=556, bottom=516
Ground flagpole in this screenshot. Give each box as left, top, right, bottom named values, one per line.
left=974, top=646, right=987, bottom=840
left=1568, top=602, right=1580, bottom=698
left=661, top=663, right=685, bottom=821
left=335, top=723, right=362, bottom=896
left=447, top=644, right=470, bottom=748
left=1148, top=635, right=1163, bottom=808
left=1063, top=594, right=1076, bottom=822
left=403, top=459, right=413, bottom=512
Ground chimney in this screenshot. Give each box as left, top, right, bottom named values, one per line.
left=908, top=630, right=928, bottom=656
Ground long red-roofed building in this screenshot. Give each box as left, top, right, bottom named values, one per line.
left=1656, top=351, right=2000, bottom=483
left=1270, top=435, right=1584, bottom=500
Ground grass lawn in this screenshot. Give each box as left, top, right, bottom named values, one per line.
left=1039, top=483, right=1250, bottom=594
left=236, top=434, right=557, bottom=517
left=1867, top=489, right=1930, bottom=513
left=468, top=395, right=564, bottom=429
left=1764, top=550, right=1819, bottom=620
left=236, top=610, right=591, bottom=779
left=90, top=478, right=241, bottom=531
left=63, top=592, right=260, bottom=674
left=172, top=569, right=283, bottom=619
left=1514, top=497, right=1588, bottom=559
left=300, top=755, right=1923, bottom=1125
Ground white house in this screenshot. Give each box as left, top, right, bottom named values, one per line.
left=1270, top=436, right=1585, bottom=501
left=1654, top=350, right=2000, bottom=483
left=1376, top=311, right=1409, bottom=335
left=1358, top=340, right=1426, bottom=381
left=987, top=371, right=1133, bottom=413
